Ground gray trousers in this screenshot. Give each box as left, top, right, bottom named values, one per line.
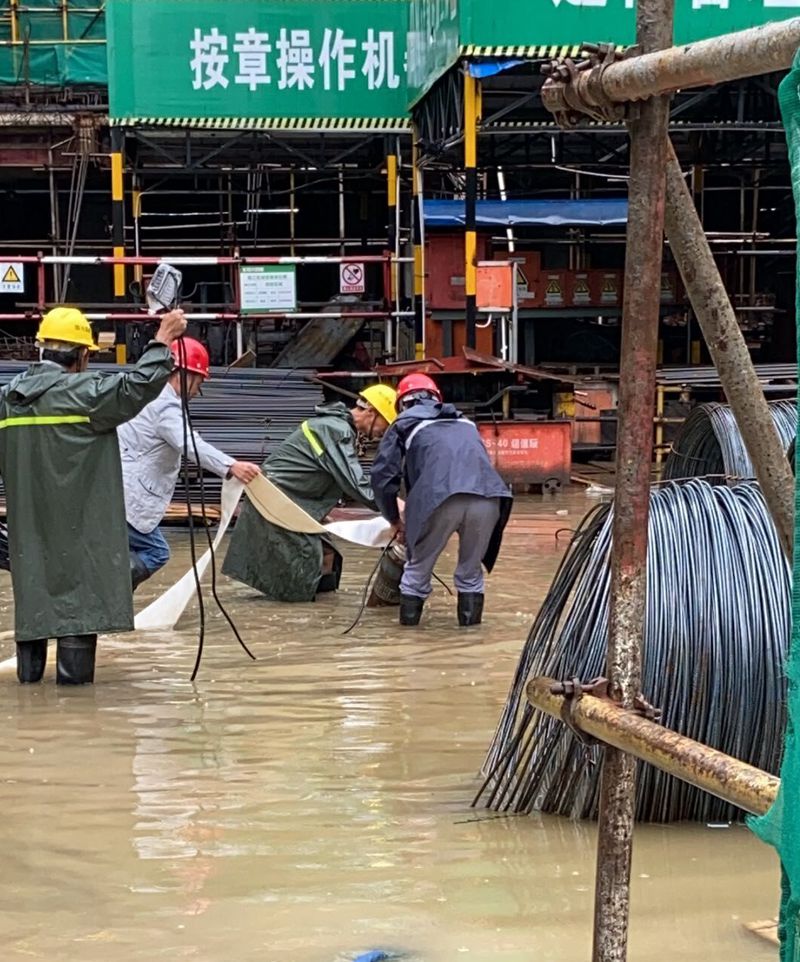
left=401, top=493, right=501, bottom=599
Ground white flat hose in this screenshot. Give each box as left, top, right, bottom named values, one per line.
left=134, top=478, right=245, bottom=631
left=245, top=473, right=394, bottom=546
left=0, top=475, right=394, bottom=670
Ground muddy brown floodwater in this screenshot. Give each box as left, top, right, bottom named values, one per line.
left=0, top=490, right=779, bottom=962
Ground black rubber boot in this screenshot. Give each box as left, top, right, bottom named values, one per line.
left=131, top=553, right=152, bottom=592
left=16, top=640, right=47, bottom=684
left=56, top=635, right=97, bottom=686
left=317, top=547, right=343, bottom=593
left=457, top=593, right=484, bottom=627
left=399, top=594, right=424, bottom=626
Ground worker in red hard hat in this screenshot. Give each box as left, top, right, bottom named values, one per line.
left=371, top=373, right=513, bottom=628
left=118, top=336, right=261, bottom=590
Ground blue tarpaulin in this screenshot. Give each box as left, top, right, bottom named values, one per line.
left=423, top=198, right=628, bottom=228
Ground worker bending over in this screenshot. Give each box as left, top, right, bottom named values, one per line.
left=119, top=337, right=260, bottom=590
left=0, top=307, right=187, bottom=685
left=371, top=374, right=512, bottom=627
left=223, top=385, right=397, bottom=602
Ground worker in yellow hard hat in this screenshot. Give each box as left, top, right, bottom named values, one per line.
left=0, top=304, right=187, bottom=686
left=223, top=382, right=397, bottom=601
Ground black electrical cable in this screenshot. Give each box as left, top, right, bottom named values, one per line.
left=176, top=338, right=207, bottom=682
left=342, top=536, right=397, bottom=636
left=186, top=387, right=256, bottom=664
left=174, top=337, right=255, bottom=679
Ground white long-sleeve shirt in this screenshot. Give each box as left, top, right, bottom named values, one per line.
left=118, top=382, right=233, bottom=533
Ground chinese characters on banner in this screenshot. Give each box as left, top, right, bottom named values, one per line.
left=190, top=25, right=403, bottom=94
left=548, top=0, right=799, bottom=6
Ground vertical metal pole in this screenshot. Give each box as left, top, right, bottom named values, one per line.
left=338, top=170, right=346, bottom=257
left=386, top=144, right=398, bottom=358
left=594, top=2, right=674, bottom=960
left=132, top=173, right=143, bottom=286
left=110, top=126, right=127, bottom=364
left=663, top=143, right=794, bottom=558
left=290, top=169, right=296, bottom=258
left=412, top=127, right=425, bottom=360
left=464, top=69, right=480, bottom=349
left=48, top=146, right=61, bottom=297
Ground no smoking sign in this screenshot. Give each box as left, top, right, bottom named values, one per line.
left=339, top=262, right=365, bottom=294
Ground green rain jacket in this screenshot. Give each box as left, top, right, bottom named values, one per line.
left=222, top=402, right=376, bottom=602
left=0, top=342, right=173, bottom=641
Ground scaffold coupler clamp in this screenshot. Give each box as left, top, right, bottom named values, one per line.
left=550, top=676, right=608, bottom=756
left=540, top=42, right=628, bottom=128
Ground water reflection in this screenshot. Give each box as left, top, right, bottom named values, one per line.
left=0, top=491, right=779, bottom=961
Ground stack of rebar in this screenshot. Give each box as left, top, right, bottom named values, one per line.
left=0, top=363, right=324, bottom=508
left=663, top=399, right=796, bottom=480
left=476, top=479, right=790, bottom=823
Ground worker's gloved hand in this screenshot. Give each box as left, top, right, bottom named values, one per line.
left=229, top=461, right=262, bottom=484
left=154, top=309, right=188, bottom=346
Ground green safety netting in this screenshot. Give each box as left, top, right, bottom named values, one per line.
left=0, top=0, right=106, bottom=87
left=749, top=47, right=800, bottom=962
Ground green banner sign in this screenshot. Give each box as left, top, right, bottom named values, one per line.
left=107, top=0, right=409, bottom=123
left=460, top=0, right=800, bottom=49
left=408, top=0, right=800, bottom=105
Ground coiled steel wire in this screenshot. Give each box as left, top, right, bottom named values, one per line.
left=663, top=399, right=796, bottom=480
left=476, top=479, right=791, bottom=823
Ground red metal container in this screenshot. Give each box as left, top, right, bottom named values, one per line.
left=478, top=420, right=572, bottom=487
left=426, top=232, right=489, bottom=309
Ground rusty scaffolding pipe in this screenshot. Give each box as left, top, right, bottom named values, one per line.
left=527, top=678, right=779, bottom=817
left=592, top=2, right=674, bottom=960
left=542, top=17, right=800, bottom=119
left=663, top=143, right=795, bottom=559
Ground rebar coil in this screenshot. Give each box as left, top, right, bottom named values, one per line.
left=663, top=399, right=796, bottom=480
left=477, top=479, right=790, bottom=823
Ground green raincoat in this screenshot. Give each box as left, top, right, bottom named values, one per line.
left=222, top=402, right=376, bottom=602
left=0, top=342, right=173, bottom=641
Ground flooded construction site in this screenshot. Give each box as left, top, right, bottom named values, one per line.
left=0, top=492, right=779, bottom=962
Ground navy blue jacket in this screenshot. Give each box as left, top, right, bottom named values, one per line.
left=370, top=401, right=512, bottom=570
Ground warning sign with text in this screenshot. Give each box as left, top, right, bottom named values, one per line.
left=544, top=274, right=564, bottom=307
left=339, top=262, right=365, bottom=294
left=0, top=262, right=23, bottom=294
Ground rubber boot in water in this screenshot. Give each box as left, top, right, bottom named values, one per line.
left=56, top=634, right=97, bottom=686
left=399, top=594, right=424, bottom=626
left=130, top=553, right=152, bottom=592
left=317, top=545, right=343, bottom=593
left=457, top=593, right=484, bottom=627
left=16, top=640, right=47, bottom=684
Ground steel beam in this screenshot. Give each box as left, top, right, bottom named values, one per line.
left=663, top=142, right=795, bottom=558
left=542, top=17, right=800, bottom=123
left=527, top=678, right=779, bottom=817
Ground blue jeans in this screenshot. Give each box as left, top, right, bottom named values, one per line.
left=128, top=523, right=171, bottom=576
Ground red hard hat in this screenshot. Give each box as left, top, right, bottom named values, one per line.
left=396, top=373, right=443, bottom=411
left=171, top=337, right=210, bottom=379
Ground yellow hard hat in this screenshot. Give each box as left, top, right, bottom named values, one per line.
left=37, top=307, right=99, bottom=351
left=359, top=383, right=397, bottom=425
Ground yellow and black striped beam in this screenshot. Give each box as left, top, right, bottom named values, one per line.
left=459, top=43, right=622, bottom=58
left=411, top=127, right=425, bottom=359
left=386, top=144, right=398, bottom=308
left=463, top=72, right=481, bottom=349
left=110, top=127, right=127, bottom=364
left=111, top=116, right=411, bottom=132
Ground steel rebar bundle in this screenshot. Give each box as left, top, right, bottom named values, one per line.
left=0, top=363, right=324, bottom=505
left=663, top=399, right=796, bottom=480
left=476, top=479, right=791, bottom=823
